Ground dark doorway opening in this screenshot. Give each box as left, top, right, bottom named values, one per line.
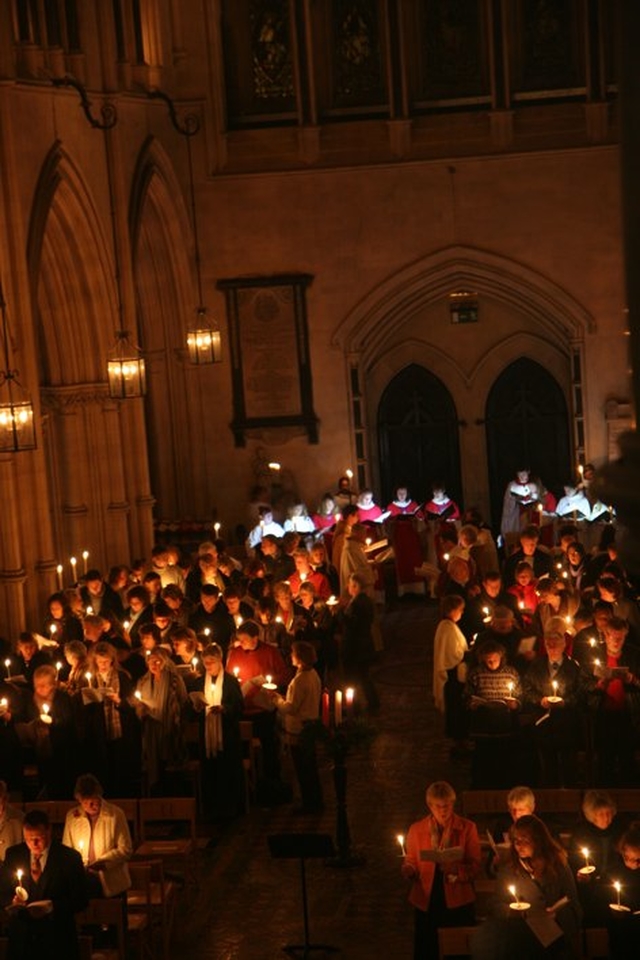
left=377, top=364, right=462, bottom=506
left=485, top=357, right=571, bottom=530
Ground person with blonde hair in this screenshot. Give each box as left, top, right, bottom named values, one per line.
left=401, top=780, right=480, bottom=960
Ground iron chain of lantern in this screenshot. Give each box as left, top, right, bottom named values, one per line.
left=148, top=89, right=222, bottom=365
left=53, top=76, right=146, bottom=399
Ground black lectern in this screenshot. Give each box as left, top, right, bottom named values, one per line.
left=268, top=833, right=339, bottom=958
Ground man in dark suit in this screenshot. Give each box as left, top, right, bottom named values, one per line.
left=1, top=809, right=88, bottom=959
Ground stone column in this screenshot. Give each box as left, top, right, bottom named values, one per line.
left=0, top=456, right=27, bottom=636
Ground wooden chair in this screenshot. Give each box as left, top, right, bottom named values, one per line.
left=23, top=799, right=76, bottom=837
left=126, top=862, right=154, bottom=960
left=135, top=797, right=197, bottom=883
left=437, top=925, right=477, bottom=960
left=126, top=859, right=177, bottom=960
left=164, top=721, right=203, bottom=814
left=108, top=797, right=140, bottom=846
left=76, top=897, right=126, bottom=960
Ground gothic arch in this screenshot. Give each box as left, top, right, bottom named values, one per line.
left=332, top=243, right=595, bottom=368
left=27, top=141, right=115, bottom=385
left=129, top=136, right=209, bottom=518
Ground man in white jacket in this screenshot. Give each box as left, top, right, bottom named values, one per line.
left=62, top=773, right=132, bottom=897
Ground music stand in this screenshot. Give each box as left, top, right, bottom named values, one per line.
left=268, top=833, right=339, bottom=958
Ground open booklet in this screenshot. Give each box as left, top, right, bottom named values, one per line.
left=7, top=899, right=53, bottom=915
left=517, top=636, right=537, bottom=655
left=469, top=695, right=513, bottom=708
left=81, top=687, right=114, bottom=705
left=419, top=846, right=463, bottom=864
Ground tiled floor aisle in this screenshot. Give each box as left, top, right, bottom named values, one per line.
left=174, top=598, right=470, bottom=959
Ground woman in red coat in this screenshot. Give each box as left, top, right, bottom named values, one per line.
left=401, top=780, right=481, bottom=960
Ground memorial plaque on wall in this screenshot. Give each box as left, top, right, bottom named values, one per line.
left=217, top=274, right=319, bottom=447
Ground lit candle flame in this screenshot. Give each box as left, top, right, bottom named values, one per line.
left=396, top=834, right=406, bottom=855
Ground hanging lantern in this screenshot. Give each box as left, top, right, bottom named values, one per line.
left=0, top=285, right=36, bottom=452
left=186, top=308, right=222, bottom=365
left=107, top=331, right=146, bottom=399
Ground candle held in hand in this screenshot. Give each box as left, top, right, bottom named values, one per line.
left=396, top=834, right=406, bottom=857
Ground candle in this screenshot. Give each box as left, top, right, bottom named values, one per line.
left=233, top=666, right=240, bottom=679
left=15, top=868, right=27, bottom=902
left=509, top=885, right=519, bottom=904
left=321, top=690, right=330, bottom=727
left=82, top=550, right=89, bottom=575
left=300, top=571, right=307, bottom=582
left=86, top=605, right=93, bottom=616
left=40, top=702, right=52, bottom=724
left=578, top=464, right=584, bottom=478
left=49, top=623, right=57, bottom=637
left=552, top=680, right=559, bottom=696
left=345, top=469, right=353, bottom=480
left=556, top=562, right=563, bottom=571
left=70, top=556, right=77, bottom=581
left=4, top=658, right=10, bottom=679
left=234, top=614, right=243, bottom=627
left=365, top=537, right=372, bottom=547
left=327, top=595, right=338, bottom=607
left=396, top=834, right=406, bottom=857
left=263, top=673, right=277, bottom=691
left=0, top=697, right=8, bottom=714
left=518, top=600, right=525, bottom=610
left=268, top=461, right=281, bottom=471
left=507, top=681, right=514, bottom=696
left=191, top=657, right=199, bottom=673
left=615, top=881, right=621, bottom=907
left=345, top=687, right=355, bottom=716
left=443, top=553, right=450, bottom=562
left=85, top=671, right=92, bottom=683
left=335, top=690, right=343, bottom=726
left=582, top=848, right=591, bottom=868
left=214, top=522, right=221, bottom=535
left=78, top=839, right=86, bottom=863
left=56, top=563, right=63, bottom=590
left=134, top=690, right=142, bottom=701
left=589, top=637, right=596, bottom=648
left=123, top=620, right=130, bottom=632
left=203, top=627, right=211, bottom=637
left=55, top=661, right=63, bottom=677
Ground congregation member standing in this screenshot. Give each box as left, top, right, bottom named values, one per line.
left=401, top=780, right=480, bottom=960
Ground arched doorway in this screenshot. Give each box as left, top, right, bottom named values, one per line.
left=377, top=364, right=462, bottom=505
left=485, top=358, right=571, bottom=529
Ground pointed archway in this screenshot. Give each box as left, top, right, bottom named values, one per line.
left=130, top=137, right=221, bottom=521
left=377, top=364, right=461, bottom=505
left=485, top=358, right=571, bottom=528
left=27, top=141, right=153, bottom=565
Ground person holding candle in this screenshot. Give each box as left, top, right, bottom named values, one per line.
left=189, top=643, right=244, bottom=820
left=270, top=640, right=323, bottom=815
left=135, top=647, right=189, bottom=794
left=570, top=790, right=628, bottom=927
left=15, top=632, right=52, bottom=689
left=288, top=549, right=332, bottom=602
left=42, top=592, right=84, bottom=645
left=464, top=639, right=522, bottom=788
left=1, top=808, right=88, bottom=959
left=481, top=814, right=582, bottom=959
left=604, top=821, right=640, bottom=958
left=226, top=620, right=290, bottom=787
left=588, top=616, right=640, bottom=786
left=508, top=562, right=539, bottom=630
left=82, top=642, right=142, bottom=797
left=62, top=773, right=132, bottom=897
left=521, top=631, right=584, bottom=786
left=80, top=568, right=126, bottom=623
left=11, top=664, right=78, bottom=799
left=401, top=780, right=481, bottom=960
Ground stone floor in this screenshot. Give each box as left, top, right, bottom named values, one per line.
left=172, top=598, right=472, bottom=960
